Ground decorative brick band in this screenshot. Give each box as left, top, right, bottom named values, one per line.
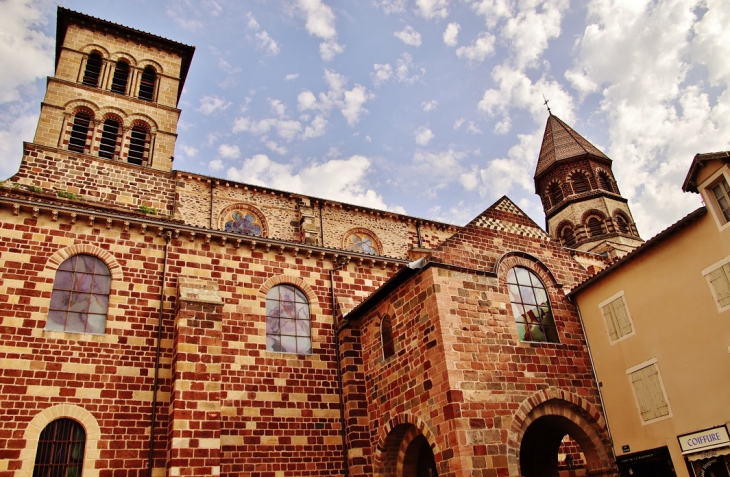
left=258, top=275, right=318, bottom=306
left=18, top=404, right=101, bottom=477
left=45, top=244, right=124, bottom=282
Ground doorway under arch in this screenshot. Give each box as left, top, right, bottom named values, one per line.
left=377, top=421, right=439, bottom=477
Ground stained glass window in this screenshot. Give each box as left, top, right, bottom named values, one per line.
left=346, top=233, right=378, bottom=255
left=265, top=285, right=311, bottom=354
left=224, top=211, right=262, bottom=236
left=47, top=255, right=111, bottom=334
left=33, top=418, right=85, bottom=477
left=507, top=267, right=559, bottom=343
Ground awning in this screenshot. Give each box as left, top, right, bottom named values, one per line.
left=687, top=446, right=730, bottom=462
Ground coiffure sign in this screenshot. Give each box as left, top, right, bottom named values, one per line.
left=679, top=426, right=730, bottom=454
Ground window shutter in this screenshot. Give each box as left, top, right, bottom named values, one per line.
left=630, top=365, right=669, bottom=421
left=601, top=303, right=618, bottom=341
left=709, top=266, right=730, bottom=308
left=612, top=298, right=633, bottom=337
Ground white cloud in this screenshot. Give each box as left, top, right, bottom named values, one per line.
left=255, top=31, right=280, bottom=55
left=372, top=63, right=393, bottom=86
left=246, top=12, right=260, bottom=29
left=473, top=129, right=542, bottom=200
left=285, top=73, right=300, bottom=81
left=0, top=0, right=54, bottom=104
left=295, top=0, right=344, bottom=61
left=409, top=149, right=468, bottom=198
left=209, top=158, right=224, bottom=171
left=269, top=99, right=287, bottom=118
left=394, top=26, right=422, bottom=47
left=459, top=171, right=478, bottom=190
left=691, top=0, right=730, bottom=86
left=0, top=105, right=37, bottom=179
left=204, top=0, right=222, bottom=16
left=501, top=0, right=568, bottom=69
left=443, top=22, right=460, bottom=47
left=218, top=144, right=241, bottom=159
left=421, top=100, right=438, bottom=111
left=453, top=118, right=465, bottom=130
left=303, top=115, right=328, bottom=138
left=298, top=69, right=373, bottom=125
left=264, top=139, right=287, bottom=155
left=455, top=32, right=495, bottom=64
left=166, top=4, right=203, bottom=32
left=471, top=0, right=512, bottom=28
left=415, top=126, right=435, bottom=146
left=179, top=144, right=198, bottom=159
left=197, top=95, right=233, bottom=115
left=466, top=121, right=482, bottom=134
left=379, top=0, right=407, bottom=14
left=396, top=53, right=423, bottom=84
left=415, top=0, right=450, bottom=19
left=227, top=154, right=402, bottom=212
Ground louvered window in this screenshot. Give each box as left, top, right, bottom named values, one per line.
left=138, top=66, right=157, bottom=101
left=98, top=119, right=119, bottom=160
left=33, top=418, right=85, bottom=477
left=572, top=173, right=589, bottom=194
left=549, top=183, right=563, bottom=206
left=587, top=217, right=605, bottom=237
left=561, top=226, right=576, bottom=248
left=381, top=314, right=395, bottom=359
left=707, top=263, right=730, bottom=309
left=629, top=363, right=670, bottom=422
left=127, top=126, right=148, bottom=165
left=68, top=113, right=91, bottom=153
left=82, top=53, right=102, bottom=87
left=598, top=172, right=614, bottom=193
left=711, top=178, right=730, bottom=224
left=616, top=215, right=630, bottom=234
left=110, top=61, right=129, bottom=94
left=600, top=294, right=633, bottom=341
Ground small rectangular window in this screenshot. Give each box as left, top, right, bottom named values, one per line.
left=703, top=257, right=730, bottom=312
left=599, top=292, right=633, bottom=342
left=627, top=361, right=670, bottom=423
left=711, top=177, right=730, bottom=224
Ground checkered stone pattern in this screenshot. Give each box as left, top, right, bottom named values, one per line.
left=494, top=199, right=524, bottom=215
left=474, top=216, right=549, bottom=240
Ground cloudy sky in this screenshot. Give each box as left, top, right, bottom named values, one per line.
left=0, top=0, right=728, bottom=238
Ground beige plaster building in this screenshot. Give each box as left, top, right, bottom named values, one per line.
left=569, top=152, right=730, bottom=476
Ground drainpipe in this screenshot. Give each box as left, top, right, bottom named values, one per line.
left=330, top=256, right=350, bottom=476
left=569, top=296, right=618, bottom=468
left=210, top=181, right=215, bottom=229
left=148, top=231, right=171, bottom=476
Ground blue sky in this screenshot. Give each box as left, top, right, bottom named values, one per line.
left=1, top=0, right=729, bottom=238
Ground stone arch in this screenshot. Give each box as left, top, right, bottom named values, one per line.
left=507, top=388, right=614, bottom=477
left=98, top=107, right=127, bottom=123
left=138, top=59, right=164, bottom=75
left=342, top=227, right=383, bottom=255
left=545, top=180, right=564, bottom=208
left=64, top=100, right=100, bottom=117
left=218, top=203, right=268, bottom=237
left=556, top=220, right=577, bottom=248
left=595, top=168, right=615, bottom=193
left=373, top=413, right=439, bottom=477
left=494, top=251, right=561, bottom=289
left=109, top=51, right=138, bottom=66
left=126, top=114, right=158, bottom=133
left=580, top=209, right=607, bottom=223
left=568, top=169, right=592, bottom=194
left=612, top=209, right=633, bottom=235
left=18, top=404, right=101, bottom=477
left=45, top=244, right=123, bottom=282
left=80, top=43, right=110, bottom=58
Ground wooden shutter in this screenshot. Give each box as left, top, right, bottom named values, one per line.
left=709, top=265, right=730, bottom=308
left=601, top=302, right=618, bottom=341
left=630, top=364, right=669, bottom=421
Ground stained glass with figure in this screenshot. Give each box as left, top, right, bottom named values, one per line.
left=225, top=211, right=263, bottom=236
left=507, top=267, right=558, bottom=343
left=266, top=285, right=311, bottom=354
left=47, top=255, right=111, bottom=334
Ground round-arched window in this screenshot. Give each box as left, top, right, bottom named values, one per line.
left=34, top=418, right=85, bottom=476
left=507, top=267, right=559, bottom=343
left=47, top=254, right=111, bottom=334
left=265, top=285, right=312, bottom=354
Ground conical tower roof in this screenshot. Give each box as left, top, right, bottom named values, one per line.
left=534, top=114, right=609, bottom=177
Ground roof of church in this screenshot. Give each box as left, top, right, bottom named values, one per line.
left=534, top=114, right=610, bottom=178
left=471, top=196, right=549, bottom=241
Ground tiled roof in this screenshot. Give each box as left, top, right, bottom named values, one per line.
left=682, top=150, right=730, bottom=193
left=535, top=114, right=610, bottom=177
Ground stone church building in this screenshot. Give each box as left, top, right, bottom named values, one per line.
left=0, top=8, right=645, bottom=477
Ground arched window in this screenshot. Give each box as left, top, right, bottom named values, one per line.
left=381, top=314, right=395, bottom=359
left=33, top=418, right=85, bottom=476
left=127, top=125, right=149, bottom=165
left=265, top=285, right=311, bottom=354
left=598, top=171, right=614, bottom=193
left=110, top=60, right=129, bottom=94
left=507, top=267, right=558, bottom=343
left=561, top=226, right=576, bottom=248
left=616, top=214, right=630, bottom=234
left=138, top=66, right=157, bottom=101
left=82, top=52, right=102, bottom=87
left=571, top=173, right=590, bottom=194
left=47, top=254, right=111, bottom=334
left=98, top=118, right=120, bottom=160
left=68, top=112, right=92, bottom=153
left=587, top=217, right=605, bottom=237
left=549, top=182, right=563, bottom=206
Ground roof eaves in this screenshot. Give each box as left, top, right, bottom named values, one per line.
left=682, top=151, right=730, bottom=193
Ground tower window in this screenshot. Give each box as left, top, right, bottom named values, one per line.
left=587, top=217, right=605, bottom=237
left=598, top=171, right=614, bottom=193
left=616, top=214, right=630, bottom=234
left=127, top=126, right=148, bottom=165
left=82, top=53, right=102, bottom=87
left=549, top=183, right=563, bottom=206
left=381, top=314, right=395, bottom=359
left=33, top=418, right=85, bottom=476
left=507, top=267, right=559, bottom=343
left=68, top=112, right=92, bottom=153
left=110, top=61, right=129, bottom=94
left=571, top=173, right=590, bottom=194
left=98, top=118, right=120, bottom=160
left=561, top=226, right=576, bottom=248
left=138, top=66, right=157, bottom=102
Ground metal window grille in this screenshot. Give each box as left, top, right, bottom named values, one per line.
left=33, top=418, right=85, bottom=477
left=82, top=53, right=102, bottom=87
left=138, top=67, right=156, bottom=101
left=127, top=126, right=148, bottom=165
left=68, top=113, right=91, bottom=153
left=110, top=61, right=129, bottom=94
left=507, top=267, right=559, bottom=343
left=98, top=119, right=119, bottom=160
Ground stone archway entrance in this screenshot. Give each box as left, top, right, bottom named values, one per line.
left=377, top=420, right=439, bottom=477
